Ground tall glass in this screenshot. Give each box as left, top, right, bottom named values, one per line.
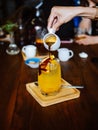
left=38, top=56, right=61, bottom=95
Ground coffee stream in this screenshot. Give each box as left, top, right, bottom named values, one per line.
left=39, top=34, right=56, bottom=75
left=45, top=34, right=56, bottom=58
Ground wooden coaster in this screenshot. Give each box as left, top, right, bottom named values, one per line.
left=26, top=79, right=80, bottom=107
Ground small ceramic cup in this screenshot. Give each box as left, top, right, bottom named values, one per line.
left=43, top=28, right=61, bottom=51
left=22, top=45, right=37, bottom=58
left=58, top=48, right=74, bottom=62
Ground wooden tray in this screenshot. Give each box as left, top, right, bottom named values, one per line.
left=26, top=79, right=80, bottom=107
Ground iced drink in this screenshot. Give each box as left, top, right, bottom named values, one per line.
left=38, top=55, right=61, bottom=95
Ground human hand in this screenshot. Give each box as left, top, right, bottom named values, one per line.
left=75, top=35, right=98, bottom=45
left=47, top=6, right=78, bottom=32
left=47, top=6, right=97, bottom=32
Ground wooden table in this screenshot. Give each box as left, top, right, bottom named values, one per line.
left=0, top=42, right=98, bottom=130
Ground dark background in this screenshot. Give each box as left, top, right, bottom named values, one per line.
left=0, top=0, right=75, bottom=39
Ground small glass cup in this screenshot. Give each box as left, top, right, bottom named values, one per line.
left=6, top=31, right=20, bottom=55
left=35, top=26, right=47, bottom=44
left=38, top=56, right=61, bottom=96
left=74, top=28, right=87, bottom=40
left=2, top=22, right=20, bottom=55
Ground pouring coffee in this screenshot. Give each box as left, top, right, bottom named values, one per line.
left=43, top=28, right=61, bottom=51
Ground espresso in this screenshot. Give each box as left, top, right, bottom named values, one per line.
left=45, top=34, right=56, bottom=47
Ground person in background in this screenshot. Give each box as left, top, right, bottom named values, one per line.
left=42, top=0, right=75, bottom=40
left=76, top=0, right=98, bottom=45
left=47, top=0, right=98, bottom=45
left=75, top=0, right=98, bottom=45
left=78, top=0, right=96, bottom=35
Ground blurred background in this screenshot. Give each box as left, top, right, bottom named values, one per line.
left=0, top=0, right=76, bottom=40
left=0, top=0, right=97, bottom=41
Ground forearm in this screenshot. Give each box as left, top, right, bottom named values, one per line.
left=93, top=36, right=98, bottom=44
left=75, top=7, right=97, bottom=19
left=47, top=6, right=98, bottom=31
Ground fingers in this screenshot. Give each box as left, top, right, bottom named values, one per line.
left=47, top=14, right=55, bottom=29
left=48, top=16, right=64, bottom=33
left=75, top=39, right=89, bottom=45
left=47, top=7, right=62, bottom=32
left=47, top=15, right=58, bottom=32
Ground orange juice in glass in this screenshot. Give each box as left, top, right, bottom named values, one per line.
left=38, top=55, right=61, bottom=95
